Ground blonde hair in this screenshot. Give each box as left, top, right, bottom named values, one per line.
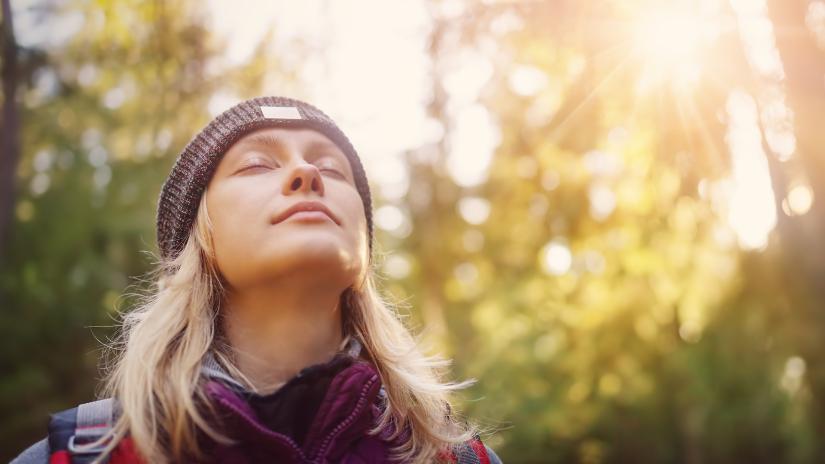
left=86, top=192, right=475, bottom=463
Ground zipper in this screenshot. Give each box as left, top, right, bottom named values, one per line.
left=309, top=373, right=380, bottom=461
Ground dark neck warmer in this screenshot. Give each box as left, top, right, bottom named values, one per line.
left=198, top=338, right=399, bottom=463
left=240, top=349, right=360, bottom=447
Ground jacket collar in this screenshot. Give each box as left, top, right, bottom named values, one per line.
left=200, top=336, right=363, bottom=392
left=199, top=337, right=386, bottom=462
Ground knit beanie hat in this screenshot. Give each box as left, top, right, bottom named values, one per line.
left=156, top=96, right=373, bottom=262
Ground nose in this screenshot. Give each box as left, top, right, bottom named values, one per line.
left=282, top=162, right=325, bottom=196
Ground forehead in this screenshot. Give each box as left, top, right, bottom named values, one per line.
left=230, top=127, right=340, bottom=152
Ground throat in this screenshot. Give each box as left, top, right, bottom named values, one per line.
left=221, top=292, right=346, bottom=391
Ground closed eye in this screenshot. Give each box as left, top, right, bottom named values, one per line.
left=238, top=163, right=272, bottom=173
left=320, top=168, right=346, bottom=178
left=235, top=154, right=279, bottom=173
left=236, top=160, right=348, bottom=180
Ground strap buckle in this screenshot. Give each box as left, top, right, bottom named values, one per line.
left=67, top=434, right=109, bottom=455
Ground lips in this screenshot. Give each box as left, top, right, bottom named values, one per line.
left=272, top=200, right=340, bottom=225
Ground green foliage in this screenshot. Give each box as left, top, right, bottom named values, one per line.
left=0, top=0, right=280, bottom=458
left=3, top=0, right=825, bottom=462
left=378, top=1, right=823, bottom=463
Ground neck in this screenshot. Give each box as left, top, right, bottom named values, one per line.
left=221, top=281, right=345, bottom=394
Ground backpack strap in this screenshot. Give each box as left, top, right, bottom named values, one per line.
left=69, top=398, right=116, bottom=462
left=48, top=398, right=118, bottom=464
left=440, top=436, right=497, bottom=464
left=456, top=438, right=490, bottom=464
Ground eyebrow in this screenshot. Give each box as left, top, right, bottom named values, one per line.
left=240, top=133, right=283, bottom=150
left=241, top=132, right=344, bottom=157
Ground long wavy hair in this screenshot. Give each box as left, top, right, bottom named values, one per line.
left=86, top=191, right=475, bottom=463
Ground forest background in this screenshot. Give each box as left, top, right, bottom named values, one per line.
left=3, top=0, right=825, bottom=462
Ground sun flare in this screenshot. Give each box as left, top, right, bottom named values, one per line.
left=631, top=2, right=721, bottom=86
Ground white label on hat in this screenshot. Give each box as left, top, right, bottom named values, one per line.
left=260, top=106, right=303, bottom=120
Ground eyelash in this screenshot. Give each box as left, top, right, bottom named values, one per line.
left=240, top=162, right=344, bottom=178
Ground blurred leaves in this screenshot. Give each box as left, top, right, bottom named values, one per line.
left=4, top=0, right=825, bottom=463
left=1, top=0, right=280, bottom=457
left=383, top=0, right=825, bottom=462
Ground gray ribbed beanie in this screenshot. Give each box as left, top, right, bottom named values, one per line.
left=156, top=96, right=373, bottom=262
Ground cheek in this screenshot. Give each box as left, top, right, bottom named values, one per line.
left=206, top=191, right=232, bottom=237
left=341, top=192, right=366, bottom=233
left=346, top=196, right=369, bottom=252
left=205, top=186, right=261, bottom=249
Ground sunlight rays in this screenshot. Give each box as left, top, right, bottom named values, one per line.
left=546, top=42, right=636, bottom=141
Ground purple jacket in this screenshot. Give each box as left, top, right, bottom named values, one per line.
left=200, top=344, right=400, bottom=463
left=11, top=339, right=501, bottom=463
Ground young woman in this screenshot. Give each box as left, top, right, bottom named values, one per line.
left=12, top=96, right=501, bottom=463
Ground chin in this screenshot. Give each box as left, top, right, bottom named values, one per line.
left=223, top=248, right=363, bottom=290
left=262, top=242, right=357, bottom=267
left=273, top=231, right=350, bottom=253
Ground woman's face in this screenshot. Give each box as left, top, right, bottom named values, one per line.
left=205, top=127, right=368, bottom=292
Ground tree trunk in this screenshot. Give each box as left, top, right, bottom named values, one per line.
left=0, top=0, right=20, bottom=269
left=765, top=1, right=825, bottom=459
left=765, top=0, right=825, bottom=294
